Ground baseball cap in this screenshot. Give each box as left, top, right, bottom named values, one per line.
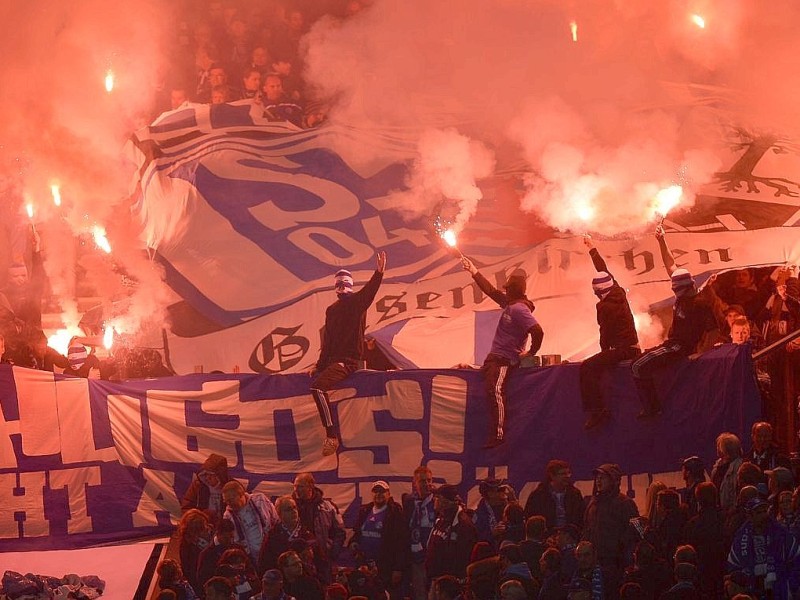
left=372, top=480, right=390, bottom=492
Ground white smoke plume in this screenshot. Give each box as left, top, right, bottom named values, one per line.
left=302, top=0, right=800, bottom=236
left=394, top=128, right=495, bottom=232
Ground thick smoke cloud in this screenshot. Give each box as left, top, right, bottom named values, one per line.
left=0, top=0, right=172, bottom=345
left=303, top=0, right=800, bottom=236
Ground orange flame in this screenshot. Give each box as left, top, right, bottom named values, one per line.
left=690, top=14, right=705, bottom=29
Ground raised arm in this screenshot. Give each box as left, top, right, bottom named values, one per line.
left=584, top=235, right=612, bottom=276
left=461, top=256, right=507, bottom=307
left=354, top=251, right=386, bottom=310
left=655, top=225, right=677, bottom=276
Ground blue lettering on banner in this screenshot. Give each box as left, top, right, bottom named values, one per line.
left=0, top=344, right=759, bottom=550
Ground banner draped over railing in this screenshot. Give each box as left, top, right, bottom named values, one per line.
left=0, top=344, right=759, bottom=551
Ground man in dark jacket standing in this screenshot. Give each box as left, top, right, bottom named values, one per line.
left=425, top=484, right=478, bottom=585
left=583, top=463, right=638, bottom=594
left=461, top=257, right=544, bottom=448
left=311, top=251, right=386, bottom=456
left=292, top=472, right=345, bottom=584
left=524, top=459, right=584, bottom=532
left=350, top=480, right=410, bottom=599
left=580, top=236, right=640, bottom=430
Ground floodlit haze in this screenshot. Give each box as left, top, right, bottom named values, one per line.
left=0, top=0, right=172, bottom=337
left=2, top=0, right=800, bottom=340
left=304, top=0, right=800, bottom=234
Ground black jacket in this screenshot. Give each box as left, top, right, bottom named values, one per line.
left=524, top=482, right=585, bottom=531
left=590, top=248, right=638, bottom=350
left=425, top=507, right=478, bottom=579
left=583, top=489, right=639, bottom=567
left=667, top=293, right=716, bottom=353
left=317, top=270, right=383, bottom=370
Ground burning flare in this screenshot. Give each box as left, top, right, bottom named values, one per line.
left=103, top=325, right=115, bottom=350
left=48, top=327, right=82, bottom=355
left=51, top=184, right=61, bottom=207
left=653, top=185, right=683, bottom=219
left=93, top=225, right=112, bottom=253
left=25, top=203, right=34, bottom=219
left=570, top=21, right=578, bottom=42
left=443, top=229, right=457, bottom=247
left=105, top=69, right=115, bottom=93
left=575, top=198, right=595, bottom=223
left=690, top=14, right=705, bottom=29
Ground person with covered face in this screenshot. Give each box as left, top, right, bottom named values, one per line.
left=631, top=226, right=716, bottom=418
left=579, top=236, right=640, bottom=430
left=310, top=251, right=386, bottom=456
left=461, top=257, right=544, bottom=448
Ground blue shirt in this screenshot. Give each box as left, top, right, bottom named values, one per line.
left=360, top=506, right=388, bottom=560
left=489, top=301, right=539, bottom=363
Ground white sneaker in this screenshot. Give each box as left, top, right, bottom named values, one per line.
left=322, top=437, right=340, bottom=456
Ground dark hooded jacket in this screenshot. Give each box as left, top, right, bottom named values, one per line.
left=583, top=472, right=639, bottom=569
left=293, top=486, right=346, bottom=565
left=181, top=453, right=230, bottom=517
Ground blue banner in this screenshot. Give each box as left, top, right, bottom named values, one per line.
left=0, top=344, right=759, bottom=551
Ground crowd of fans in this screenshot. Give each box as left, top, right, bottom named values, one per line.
left=696, top=265, right=800, bottom=430
left=146, top=0, right=368, bottom=128
left=3, top=5, right=800, bottom=600
left=155, top=431, right=800, bottom=600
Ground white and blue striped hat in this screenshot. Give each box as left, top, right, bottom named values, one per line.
left=592, top=271, right=614, bottom=296
left=68, top=344, right=88, bottom=369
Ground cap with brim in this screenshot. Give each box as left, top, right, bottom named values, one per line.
left=593, top=463, right=622, bottom=481
left=681, top=456, right=704, bottom=472
left=479, top=478, right=506, bottom=496
left=725, top=304, right=745, bottom=316
left=372, top=480, right=389, bottom=492
left=434, top=484, right=460, bottom=502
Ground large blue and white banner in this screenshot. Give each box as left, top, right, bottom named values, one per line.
left=131, top=102, right=800, bottom=375
left=0, top=344, right=759, bottom=551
